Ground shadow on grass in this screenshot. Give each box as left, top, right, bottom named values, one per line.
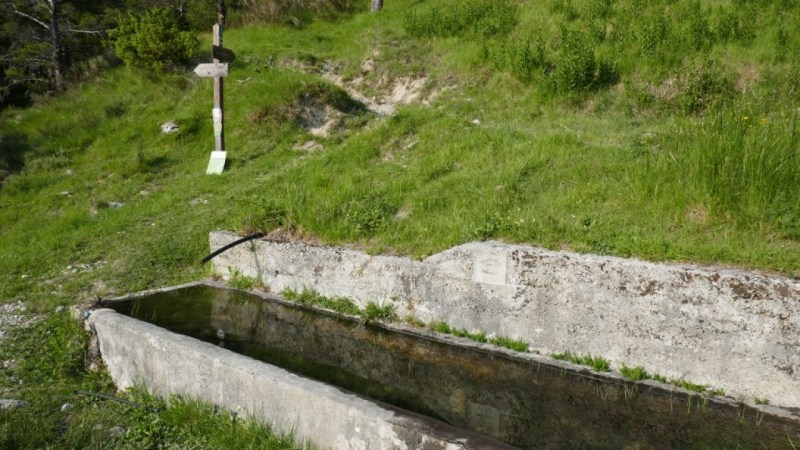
left=0, top=132, right=31, bottom=182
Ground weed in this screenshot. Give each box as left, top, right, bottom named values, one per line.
left=755, top=397, right=770, bottom=405
left=620, top=364, right=650, bottom=381
left=551, top=351, right=611, bottom=372
left=651, top=374, right=669, bottom=383
left=361, top=301, right=397, bottom=323
left=431, top=321, right=517, bottom=348
left=671, top=378, right=708, bottom=393
left=281, top=287, right=361, bottom=316
left=227, top=269, right=257, bottom=290
left=489, top=336, right=529, bottom=352
left=433, top=321, right=452, bottom=334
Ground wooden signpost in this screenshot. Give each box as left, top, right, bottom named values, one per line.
left=195, top=24, right=236, bottom=174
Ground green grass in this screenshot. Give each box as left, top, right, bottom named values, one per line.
left=1, top=0, right=799, bottom=445
left=0, top=313, right=302, bottom=449
left=361, top=301, right=398, bottom=323
left=281, top=287, right=362, bottom=316
left=551, top=351, right=612, bottom=372
left=227, top=269, right=258, bottom=290
left=619, top=364, right=650, bottom=381
left=280, top=287, right=398, bottom=322
left=431, top=321, right=530, bottom=351
left=618, top=364, right=727, bottom=397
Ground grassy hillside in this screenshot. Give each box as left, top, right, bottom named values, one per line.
left=1, top=0, right=800, bottom=446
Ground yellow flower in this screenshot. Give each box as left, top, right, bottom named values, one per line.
left=760, top=118, right=768, bottom=126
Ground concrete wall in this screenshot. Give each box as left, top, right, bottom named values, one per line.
left=89, top=309, right=512, bottom=450
left=209, top=231, right=800, bottom=409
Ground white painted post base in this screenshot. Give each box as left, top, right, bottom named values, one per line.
left=206, top=151, right=227, bottom=174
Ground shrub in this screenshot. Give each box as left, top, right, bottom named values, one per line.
left=679, top=61, right=734, bottom=114
left=112, top=8, right=199, bottom=73
left=551, top=29, right=601, bottom=92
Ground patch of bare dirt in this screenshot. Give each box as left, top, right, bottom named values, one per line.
left=285, top=54, right=443, bottom=117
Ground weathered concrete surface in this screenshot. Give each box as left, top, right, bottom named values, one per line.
left=89, top=308, right=512, bottom=450
left=209, top=231, right=800, bottom=409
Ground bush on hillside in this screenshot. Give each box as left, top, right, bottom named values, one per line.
left=112, top=8, right=199, bottom=73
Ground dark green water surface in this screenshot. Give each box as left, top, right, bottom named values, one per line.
left=109, top=285, right=800, bottom=449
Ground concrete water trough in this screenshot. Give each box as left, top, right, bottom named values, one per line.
left=86, top=281, right=800, bottom=449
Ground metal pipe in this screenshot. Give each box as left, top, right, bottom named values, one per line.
left=200, top=232, right=265, bottom=265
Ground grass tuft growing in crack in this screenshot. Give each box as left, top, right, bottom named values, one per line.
left=281, top=287, right=361, bottom=316
left=551, top=351, right=611, bottom=372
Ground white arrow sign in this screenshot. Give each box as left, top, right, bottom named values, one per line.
left=194, top=63, right=228, bottom=78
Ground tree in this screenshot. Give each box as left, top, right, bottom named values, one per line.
left=371, top=0, right=383, bottom=12
left=111, top=7, right=198, bottom=73
left=2, top=0, right=104, bottom=96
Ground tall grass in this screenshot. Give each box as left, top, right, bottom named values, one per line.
left=651, top=106, right=800, bottom=239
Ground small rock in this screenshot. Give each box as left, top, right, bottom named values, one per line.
left=107, top=426, right=125, bottom=437
left=55, top=306, right=67, bottom=313
left=107, top=201, right=124, bottom=209
left=0, top=399, right=29, bottom=410
left=160, top=121, right=179, bottom=134
left=65, top=169, right=74, bottom=175
left=471, top=119, right=481, bottom=125
left=61, top=402, right=74, bottom=412
left=59, top=191, right=72, bottom=197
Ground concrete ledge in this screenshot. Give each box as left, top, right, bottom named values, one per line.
left=89, top=308, right=512, bottom=450
left=209, top=231, right=800, bottom=408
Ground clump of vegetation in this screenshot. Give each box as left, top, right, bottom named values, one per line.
left=242, top=198, right=294, bottom=234
left=343, top=193, right=396, bottom=236
left=432, top=321, right=487, bottom=342
left=488, top=335, right=529, bottom=352
left=281, top=287, right=361, bottom=316
left=551, top=351, right=611, bottom=372
left=670, top=378, right=709, bottom=393
left=226, top=269, right=257, bottom=290
left=617, top=364, right=727, bottom=397
left=619, top=364, right=650, bottom=381
left=112, top=8, right=199, bottom=73
left=431, top=321, right=529, bottom=352
left=362, top=301, right=397, bottom=322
